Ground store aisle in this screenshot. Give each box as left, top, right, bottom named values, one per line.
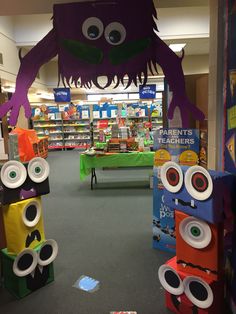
left=0, top=151, right=172, bottom=314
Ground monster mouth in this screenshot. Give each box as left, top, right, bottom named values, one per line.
left=61, top=38, right=103, bottom=64
left=61, top=37, right=151, bottom=66
left=26, top=265, right=49, bottom=292
left=177, top=259, right=217, bottom=276
left=109, top=37, right=151, bottom=65
left=171, top=294, right=181, bottom=311
left=171, top=294, right=199, bottom=314
left=25, top=230, right=41, bottom=248
left=20, top=188, right=36, bottom=200
left=172, top=198, right=197, bottom=209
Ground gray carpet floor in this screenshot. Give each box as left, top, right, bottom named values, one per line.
left=0, top=151, right=173, bottom=314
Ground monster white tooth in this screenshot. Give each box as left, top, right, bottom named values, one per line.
left=175, top=199, right=178, bottom=206
left=206, top=270, right=211, bottom=274
left=177, top=297, right=181, bottom=303
left=30, top=269, right=36, bottom=278
left=21, top=196, right=24, bottom=200
left=182, top=263, right=186, bottom=268
left=191, top=200, right=195, bottom=208
left=38, top=265, right=43, bottom=274
left=30, top=188, right=34, bottom=192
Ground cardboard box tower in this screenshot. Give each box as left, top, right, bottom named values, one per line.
left=158, top=161, right=236, bottom=314
left=0, top=157, right=58, bottom=298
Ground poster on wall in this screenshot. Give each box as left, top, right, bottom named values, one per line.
left=224, top=0, right=236, bottom=173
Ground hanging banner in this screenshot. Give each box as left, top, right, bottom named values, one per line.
left=139, top=84, right=156, bottom=99
left=53, top=88, right=71, bottom=102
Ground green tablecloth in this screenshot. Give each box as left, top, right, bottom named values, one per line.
left=80, top=152, right=155, bottom=180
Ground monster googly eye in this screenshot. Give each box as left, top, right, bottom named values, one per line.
left=22, top=200, right=41, bottom=227
left=158, top=264, right=184, bottom=295
left=160, top=162, right=183, bottom=193
left=1, top=160, right=27, bottom=189
left=185, top=166, right=213, bottom=201
left=105, top=22, right=126, bottom=45
left=28, top=157, right=50, bottom=183
left=82, top=17, right=104, bottom=40
left=183, top=276, right=214, bottom=309
left=179, top=216, right=212, bottom=249
left=38, top=239, right=58, bottom=266
left=13, top=249, right=38, bottom=277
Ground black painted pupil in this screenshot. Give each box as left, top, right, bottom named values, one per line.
left=26, top=205, right=37, bottom=221
left=167, top=168, right=179, bottom=186
left=164, top=270, right=180, bottom=289
left=191, top=226, right=201, bottom=237
left=189, top=281, right=208, bottom=301
left=35, top=167, right=41, bottom=174
left=9, top=171, right=17, bottom=178
left=18, top=253, right=33, bottom=271
left=192, top=173, right=208, bottom=192
left=40, top=245, right=53, bottom=261
left=196, top=178, right=204, bottom=188
left=88, top=25, right=99, bottom=38
left=109, top=30, right=121, bottom=43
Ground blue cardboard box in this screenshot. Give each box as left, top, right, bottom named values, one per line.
left=162, top=164, right=236, bottom=224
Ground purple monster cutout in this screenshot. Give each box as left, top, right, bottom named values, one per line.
left=0, top=0, right=204, bottom=127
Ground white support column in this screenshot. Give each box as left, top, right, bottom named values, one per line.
left=208, top=0, right=225, bottom=170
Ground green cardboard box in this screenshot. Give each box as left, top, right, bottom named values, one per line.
left=1, top=246, right=54, bottom=299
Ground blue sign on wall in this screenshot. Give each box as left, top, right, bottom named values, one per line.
left=53, top=88, right=71, bottom=102
left=139, top=84, right=156, bottom=99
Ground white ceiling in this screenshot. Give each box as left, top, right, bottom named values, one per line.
left=0, top=0, right=209, bottom=15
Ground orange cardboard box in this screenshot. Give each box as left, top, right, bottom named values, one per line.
left=175, top=210, right=224, bottom=281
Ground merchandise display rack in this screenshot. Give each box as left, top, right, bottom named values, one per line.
left=31, top=100, right=163, bottom=151
left=32, top=118, right=91, bottom=151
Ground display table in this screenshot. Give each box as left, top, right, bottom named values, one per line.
left=80, top=152, right=155, bottom=189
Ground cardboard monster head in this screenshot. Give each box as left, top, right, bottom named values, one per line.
left=2, top=240, right=58, bottom=298
left=0, top=157, right=50, bottom=205
left=158, top=257, right=224, bottom=314
left=0, top=0, right=204, bottom=127
left=175, top=210, right=224, bottom=281
left=161, top=162, right=236, bottom=224
left=3, top=197, right=45, bottom=254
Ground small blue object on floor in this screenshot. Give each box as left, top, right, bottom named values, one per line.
left=73, top=275, right=100, bottom=293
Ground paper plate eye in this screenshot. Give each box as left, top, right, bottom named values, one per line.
left=82, top=17, right=104, bottom=40
left=28, top=157, right=50, bottom=183
left=160, top=162, right=183, bottom=193
left=38, top=239, right=58, bottom=266
left=13, top=249, right=38, bottom=277
left=22, top=200, right=41, bottom=227
left=185, top=166, right=213, bottom=201
left=1, top=160, right=27, bottom=189
left=179, top=216, right=212, bottom=249
left=183, top=276, right=213, bottom=309
left=105, top=22, right=126, bottom=45
left=158, top=264, right=184, bottom=295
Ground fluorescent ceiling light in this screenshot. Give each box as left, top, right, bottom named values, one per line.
left=169, top=43, right=186, bottom=52
left=2, top=86, right=15, bottom=93
left=36, top=92, right=54, bottom=100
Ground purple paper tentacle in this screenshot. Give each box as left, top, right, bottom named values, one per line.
left=0, top=29, right=58, bottom=125
left=154, top=36, right=205, bottom=127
